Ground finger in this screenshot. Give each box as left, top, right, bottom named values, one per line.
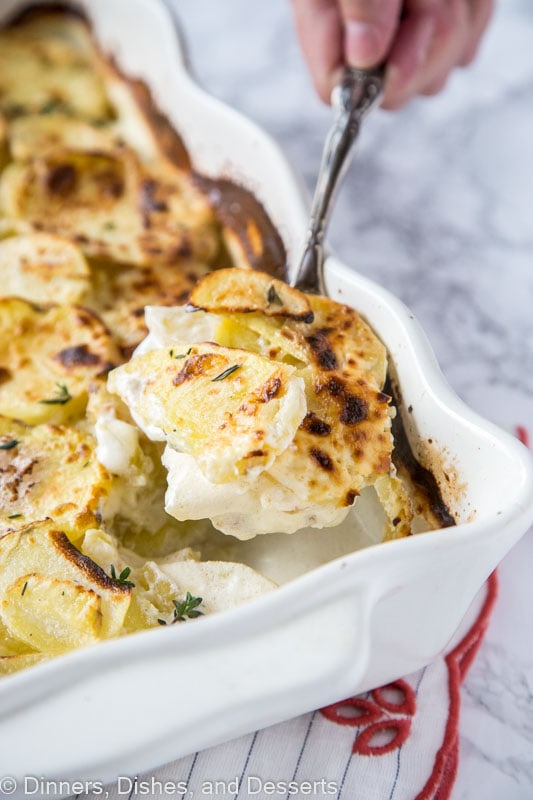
left=460, top=0, right=494, bottom=65
left=381, top=7, right=437, bottom=108
left=413, top=0, right=471, bottom=95
left=339, top=0, right=403, bottom=68
left=291, top=0, right=344, bottom=103
left=419, top=74, right=449, bottom=96
left=383, top=0, right=471, bottom=109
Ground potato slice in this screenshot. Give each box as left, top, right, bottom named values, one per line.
left=0, top=16, right=111, bottom=121
left=0, top=615, right=34, bottom=657
left=0, top=522, right=131, bottom=654
left=108, top=343, right=307, bottom=483
left=2, top=574, right=103, bottom=655
left=8, top=114, right=118, bottom=161
left=0, top=298, right=119, bottom=424
left=0, top=653, right=47, bottom=676
left=0, top=148, right=219, bottom=266
left=157, top=558, right=276, bottom=615
left=89, top=258, right=209, bottom=355
left=0, top=232, right=90, bottom=304
left=189, top=268, right=313, bottom=322
left=121, top=556, right=275, bottom=632
left=0, top=416, right=112, bottom=536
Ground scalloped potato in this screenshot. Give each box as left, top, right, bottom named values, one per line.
left=0, top=232, right=90, bottom=304
left=0, top=522, right=131, bottom=655
left=0, top=298, right=119, bottom=424
left=0, top=416, right=112, bottom=537
left=0, top=7, right=292, bottom=678
left=0, top=7, right=439, bottom=679
left=110, top=269, right=414, bottom=539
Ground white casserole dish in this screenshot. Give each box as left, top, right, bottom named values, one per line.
left=1, top=0, right=532, bottom=789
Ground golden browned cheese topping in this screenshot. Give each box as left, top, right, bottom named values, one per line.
left=0, top=232, right=91, bottom=304
left=201, top=269, right=393, bottom=506
left=0, top=416, right=112, bottom=538
left=89, top=258, right=211, bottom=356
left=108, top=342, right=306, bottom=484
left=108, top=268, right=412, bottom=543
left=0, top=298, right=119, bottom=424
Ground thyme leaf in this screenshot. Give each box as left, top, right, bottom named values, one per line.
left=211, top=364, right=241, bottom=382
left=171, top=347, right=192, bottom=360
left=0, top=439, right=19, bottom=450
left=39, top=383, right=72, bottom=406
left=157, top=592, right=204, bottom=626
left=267, top=283, right=283, bottom=305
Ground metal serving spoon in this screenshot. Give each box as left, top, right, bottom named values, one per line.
left=290, top=65, right=385, bottom=295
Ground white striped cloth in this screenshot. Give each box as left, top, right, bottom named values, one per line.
left=72, top=576, right=495, bottom=800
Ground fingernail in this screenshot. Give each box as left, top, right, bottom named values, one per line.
left=345, top=21, right=383, bottom=68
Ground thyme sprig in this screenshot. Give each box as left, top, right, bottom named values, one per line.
left=157, top=592, right=204, bottom=625
left=211, top=364, right=241, bottom=382
left=110, top=564, right=135, bottom=589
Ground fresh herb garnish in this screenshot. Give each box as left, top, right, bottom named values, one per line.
left=103, top=220, right=116, bottom=231
left=174, top=347, right=192, bottom=360
left=21, top=581, right=28, bottom=597
left=7, top=513, right=22, bottom=519
left=173, top=592, right=204, bottom=621
left=110, top=565, right=135, bottom=589
left=0, top=439, right=19, bottom=450
left=267, top=283, right=283, bottom=305
left=39, top=98, right=65, bottom=115
left=157, top=592, right=204, bottom=625
left=39, top=383, right=72, bottom=405
left=211, top=364, right=241, bottom=382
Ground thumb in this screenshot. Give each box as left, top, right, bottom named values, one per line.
left=340, top=0, right=403, bottom=68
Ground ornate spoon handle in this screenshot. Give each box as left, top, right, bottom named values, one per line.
left=291, top=65, right=385, bottom=294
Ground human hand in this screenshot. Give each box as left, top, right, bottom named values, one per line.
left=291, top=0, right=494, bottom=109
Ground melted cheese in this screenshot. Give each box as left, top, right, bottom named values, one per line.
left=108, top=343, right=307, bottom=483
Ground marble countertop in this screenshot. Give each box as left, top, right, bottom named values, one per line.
left=173, top=1, right=533, bottom=797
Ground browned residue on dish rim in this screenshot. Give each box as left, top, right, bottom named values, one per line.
left=385, top=376, right=457, bottom=529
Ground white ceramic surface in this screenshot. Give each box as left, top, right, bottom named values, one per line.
left=0, top=0, right=532, bottom=791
